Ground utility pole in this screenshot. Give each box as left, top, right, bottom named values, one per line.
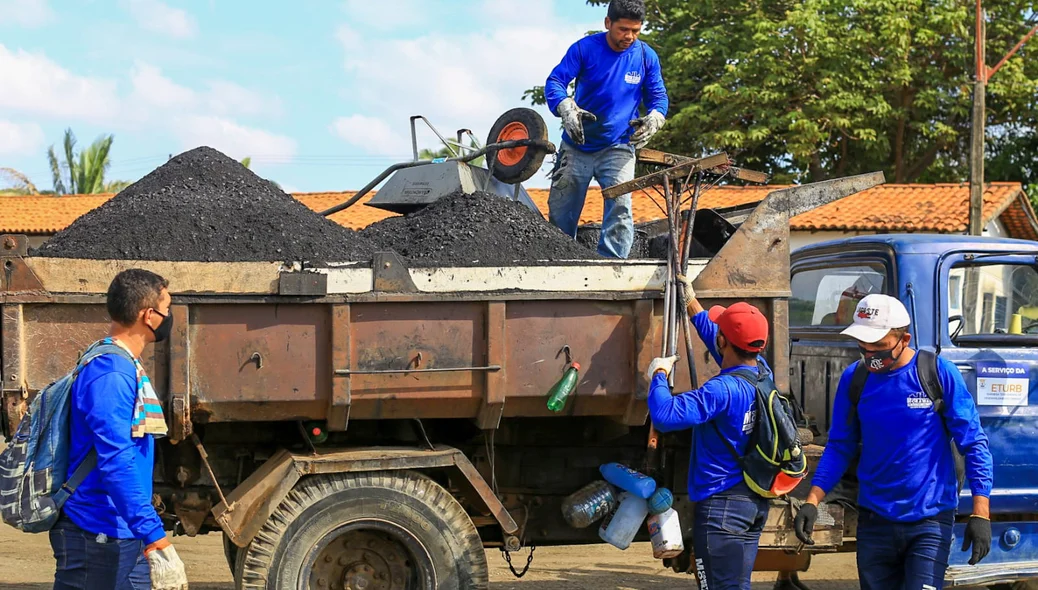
left=969, top=1, right=1038, bottom=235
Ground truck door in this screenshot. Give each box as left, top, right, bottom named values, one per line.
left=788, top=254, right=893, bottom=437
left=937, top=252, right=1038, bottom=579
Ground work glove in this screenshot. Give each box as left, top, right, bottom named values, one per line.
left=793, top=503, right=818, bottom=545
left=629, top=110, right=666, bottom=148
left=676, top=274, right=695, bottom=307
left=962, top=515, right=991, bottom=565
left=146, top=539, right=189, bottom=590
left=557, top=98, right=597, bottom=145
left=647, top=355, right=679, bottom=380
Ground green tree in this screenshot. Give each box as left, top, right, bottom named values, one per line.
left=0, top=168, right=38, bottom=195
left=527, top=0, right=1038, bottom=186
left=47, top=128, right=132, bottom=194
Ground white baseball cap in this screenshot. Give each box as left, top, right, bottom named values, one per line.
left=840, top=294, right=911, bottom=343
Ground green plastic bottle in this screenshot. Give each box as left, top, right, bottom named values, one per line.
left=306, top=421, right=329, bottom=444
left=546, top=363, right=581, bottom=412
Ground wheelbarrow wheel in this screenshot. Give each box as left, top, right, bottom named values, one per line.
left=486, top=107, right=549, bottom=184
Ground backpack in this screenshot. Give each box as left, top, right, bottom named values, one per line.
left=713, top=363, right=808, bottom=498
left=0, top=340, right=134, bottom=533
left=846, top=348, right=966, bottom=488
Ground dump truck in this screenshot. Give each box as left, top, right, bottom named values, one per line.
left=0, top=125, right=883, bottom=589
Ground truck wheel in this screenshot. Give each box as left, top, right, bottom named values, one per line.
left=238, top=470, right=489, bottom=590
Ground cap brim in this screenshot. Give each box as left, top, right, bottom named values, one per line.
left=707, top=305, right=727, bottom=323
left=840, top=323, right=890, bottom=343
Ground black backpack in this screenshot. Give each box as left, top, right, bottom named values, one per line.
left=714, top=363, right=808, bottom=498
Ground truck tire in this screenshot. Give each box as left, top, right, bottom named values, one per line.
left=238, top=470, right=488, bottom=590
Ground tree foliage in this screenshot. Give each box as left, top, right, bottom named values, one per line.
left=527, top=0, right=1038, bottom=187
left=47, top=128, right=132, bottom=194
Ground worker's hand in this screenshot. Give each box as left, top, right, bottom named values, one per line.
left=146, top=539, right=189, bottom=590
left=676, top=274, right=695, bottom=306
left=647, top=356, right=679, bottom=380
left=793, top=503, right=818, bottom=545
left=558, top=98, right=597, bottom=145
left=962, top=515, right=991, bottom=565
left=629, top=110, right=666, bottom=148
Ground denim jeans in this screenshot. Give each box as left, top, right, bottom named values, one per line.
left=50, top=516, right=150, bottom=590
left=856, top=509, right=954, bottom=590
left=692, top=482, right=770, bottom=590
left=547, top=142, right=636, bottom=258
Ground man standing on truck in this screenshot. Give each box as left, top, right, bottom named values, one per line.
left=794, top=294, right=993, bottom=590
left=544, top=0, right=669, bottom=259
left=646, top=298, right=771, bottom=590
left=55, top=269, right=188, bottom=590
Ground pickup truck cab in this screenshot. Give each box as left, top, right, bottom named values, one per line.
left=790, top=234, right=1038, bottom=588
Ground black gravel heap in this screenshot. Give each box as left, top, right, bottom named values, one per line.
left=361, top=190, right=598, bottom=267
left=33, top=146, right=376, bottom=263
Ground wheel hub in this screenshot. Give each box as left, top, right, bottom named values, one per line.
left=309, top=531, right=411, bottom=590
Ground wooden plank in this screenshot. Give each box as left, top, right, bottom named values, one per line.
left=476, top=301, right=507, bottom=429
left=327, top=304, right=351, bottom=431
left=636, top=149, right=769, bottom=184
left=25, top=258, right=282, bottom=295
left=168, top=304, right=191, bottom=443
left=602, top=153, right=730, bottom=199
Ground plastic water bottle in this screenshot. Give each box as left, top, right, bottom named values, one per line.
left=648, top=487, right=674, bottom=515
left=599, top=492, right=649, bottom=550
left=561, top=480, right=619, bottom=529
left=546, top=363, right=581, bottom=412
left=600, top=463, right=657, bottom=499
left=648, top=508, right=684, bottom=559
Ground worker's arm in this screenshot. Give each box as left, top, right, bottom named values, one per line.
left=690, top=310, right=722, bottom=366
left=640, top=45, right=669, bottom=116
left=78, top=368, right=166, bottom=545
left=648, top=371, right=728, bottom=432
left=545, top=42, right=582, bottom=116
left=937, top=357, right=993, bottom=512
left=805, top=368, right=861, bottom=504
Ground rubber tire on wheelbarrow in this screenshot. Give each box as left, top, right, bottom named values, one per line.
left=486, top=107, right=550, bottom=185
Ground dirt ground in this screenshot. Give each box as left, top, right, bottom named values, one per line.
left=0, top=524, right=860, bottom=589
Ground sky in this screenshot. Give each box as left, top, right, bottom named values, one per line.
left=0, top=0, right=604, bottom=193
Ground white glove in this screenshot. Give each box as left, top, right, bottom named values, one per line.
left=557, top=98, right=597, bottom=145
left=146, top=543, right=189, bottom=590
left=676, top=274, right=695, bottom=306
left=630, top=110, right=666, bottom=148
left=647, top=355, right=679, bottom=380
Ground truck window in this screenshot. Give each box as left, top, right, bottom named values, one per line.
left=791, top=264, right=886, bottom=327
left=953, top=263, right=1038, bottom=336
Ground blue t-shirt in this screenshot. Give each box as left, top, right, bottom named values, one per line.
left=545, top=33, right=669, bottom=152
left=812, top=354, right=993, bottom=522
left=63, top=354, right=165, bottom=544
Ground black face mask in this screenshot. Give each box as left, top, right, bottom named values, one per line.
left=859, top=340, right=905, bottom=373
left=149, top=309, right=173, bottom=343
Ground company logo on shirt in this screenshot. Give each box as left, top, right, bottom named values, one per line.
left=742, top=409, right=756, bottom=433
left=906, top=390, right=933, bottom=410
left=624, top=70, right=641, bottom=84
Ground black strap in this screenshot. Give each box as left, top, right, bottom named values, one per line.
left=848, top=350, right=945, bottom=424
left=711, top=367, right=760, bottom=463
left=61, top=449, right=96, bottom=495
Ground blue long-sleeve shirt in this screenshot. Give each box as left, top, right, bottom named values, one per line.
left=63, top=355, right=165, bottom=544
left=545, top=33, right=669, bottom=152
left=812, top=354, right=993, bottom=522
left=691, top=310, right=772, bottom=375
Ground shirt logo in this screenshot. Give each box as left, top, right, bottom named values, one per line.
left=624, top=70, right=641, bottom=84
left=742, top=410, right=756, bottom=433
left=906, top=391, right=933, bottom=409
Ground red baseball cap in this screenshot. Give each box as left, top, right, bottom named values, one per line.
left=708, top=302, right=769, bottom=352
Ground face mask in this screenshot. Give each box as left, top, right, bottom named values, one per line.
left=859, top=340, right=905, bottom=373
left=149, top=309, right=173, bottom=343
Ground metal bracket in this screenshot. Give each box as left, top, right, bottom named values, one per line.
left=372, top=251, right=417, bottom=293
left=278, top=271, right=328, bottom=296
left=0, top=235, right=28, bottom=258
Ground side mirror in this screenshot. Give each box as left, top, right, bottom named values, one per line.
left=948, top=315, right=964, bottom=342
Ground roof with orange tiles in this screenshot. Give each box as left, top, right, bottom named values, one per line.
left=1, top=183, right=1035, bottom=240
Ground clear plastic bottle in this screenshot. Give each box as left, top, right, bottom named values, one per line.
left=561, top=480, right=619, bottom=529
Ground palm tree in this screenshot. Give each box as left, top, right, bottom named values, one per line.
left=47, top=129, right=131, bottom=195
left=0, top=168, right=38, bottom=195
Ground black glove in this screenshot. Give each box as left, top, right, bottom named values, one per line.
left=793, top=503, right=818, bottom=545
left=962, top=515, right=991, bottom=565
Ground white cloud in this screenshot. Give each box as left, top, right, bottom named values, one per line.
left=0, top=44, right=120, bottom=121
left=0, top=0, right=54, bottom=27
left=341, top=0, right=426, bottom=31
left=130, top=61, right=197, bottom=109
left=331, top=115, right=411, bottom=155
left=206, top=81, right=282, bottom=117
left=0, top=120, right=45, bottom=156
left=174, top=115, right=297, bottom=160
left=122, top=0, right=197, bottom=39
left=335, top=24, right=362, bottom=51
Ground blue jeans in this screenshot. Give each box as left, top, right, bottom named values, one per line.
left=693, top=482, right=770, bottom=590
left=50, top=516, right=150, bottom=589
left=856, top=509, right=954, bottom=590
left=547, top=142, right=636, bottom=258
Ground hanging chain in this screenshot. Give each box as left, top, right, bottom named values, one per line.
left=501, top=545, right=536, bottom=578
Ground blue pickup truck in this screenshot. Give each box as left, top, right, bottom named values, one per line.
left=790, top=234, right=1038, bottom=588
